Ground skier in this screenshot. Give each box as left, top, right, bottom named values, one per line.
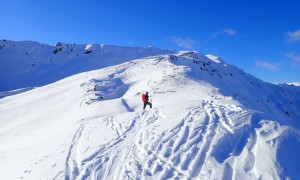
left=142, top=92, right=152, bottom=110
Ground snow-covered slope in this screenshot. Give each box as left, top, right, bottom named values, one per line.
left=0, top=40, right=174, bottom=91
left=0, top=41, right=300, bottom=180
left=287, top=82, right=300, bottom=87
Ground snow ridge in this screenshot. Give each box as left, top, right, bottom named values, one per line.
left=0, top=40, right=174, bottom=92
left=0, top=41, right=300, bottom=180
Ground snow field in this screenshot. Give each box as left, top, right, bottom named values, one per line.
left=0, top=45, right=300, bottom=179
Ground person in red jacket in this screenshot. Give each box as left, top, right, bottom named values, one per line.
left=142, top=92, right=152, bottom=110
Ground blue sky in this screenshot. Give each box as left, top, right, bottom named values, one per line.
left=1, top=0, right=300, bottom=83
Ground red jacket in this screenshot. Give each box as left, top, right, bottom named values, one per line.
left=142, top=94, right=148, bottom=102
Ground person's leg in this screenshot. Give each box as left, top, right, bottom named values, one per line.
left=146, top=102, right=152, bottom=108
left=143, top=102, right=147, bottom=109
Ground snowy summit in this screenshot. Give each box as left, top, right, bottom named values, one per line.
left=0, top=40, right=300, bottom=180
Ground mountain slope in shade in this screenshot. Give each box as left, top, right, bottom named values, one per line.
left=0, top=41, right=300, bottom=180
left=0, top=40, right=174, bottom=91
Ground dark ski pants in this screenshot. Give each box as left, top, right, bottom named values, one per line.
left=143, top=101, right=152, bottom=109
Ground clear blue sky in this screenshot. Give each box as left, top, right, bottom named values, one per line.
left=1, top=0, right=300, bottom=83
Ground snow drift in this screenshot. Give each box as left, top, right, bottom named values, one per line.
left=0, top=40, right=300, bottom=180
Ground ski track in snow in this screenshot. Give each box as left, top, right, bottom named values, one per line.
left=144, top=100, right=236, bottom=179
left=64, top=109, right=161, bottom=179
left=64, top=100, right=250, bottom=180
left=65, top=124, right=86, bottom=180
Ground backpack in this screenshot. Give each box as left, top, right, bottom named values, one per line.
left=142, top=94, right=147, bottom=102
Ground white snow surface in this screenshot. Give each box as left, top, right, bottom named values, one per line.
left=85, top=44, right=93, bottom=52
left=205, top=54, right=222, bottom=63
left=1, top=40, right=300, bottom=180
left=287, top=82, right=300, bottom=87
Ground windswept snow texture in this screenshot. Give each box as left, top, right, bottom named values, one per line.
left=1, top=41, right=300, bottom=180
